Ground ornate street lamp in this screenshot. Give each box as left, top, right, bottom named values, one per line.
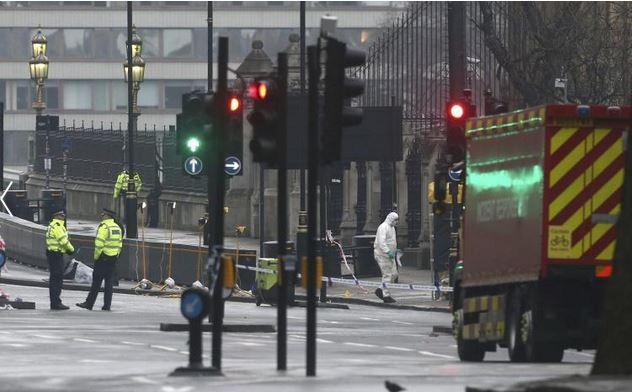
left=128, top=25, right=143, bottom=57
left=30, top=27, right=49, bottom=114
left=123, top=54, right=145, bottom=113
left=31, top=27, right=47, bottom=57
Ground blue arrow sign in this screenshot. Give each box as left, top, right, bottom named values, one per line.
left=224, top=156, right=242, bottom=176
left=448, top=168, right=462, bottom=182
left=184, top=156, right=203, bottom=176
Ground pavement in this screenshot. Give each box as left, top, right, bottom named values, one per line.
left=0, top=259, right=450, bottom=312
left=0, top=282, right=598, bottom=392
left=2, top=218, right=451, bottom=312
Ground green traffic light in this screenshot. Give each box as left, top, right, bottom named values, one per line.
left=186, top=137, right=201, bottom=153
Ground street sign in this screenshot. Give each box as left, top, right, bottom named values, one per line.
left=0, top=181, right=13, bottom=216
left=224, top=156, right=242, bottom=176
left=448, top=168, right=462, bottom=182
left=184, top=156, right=203, bottom=176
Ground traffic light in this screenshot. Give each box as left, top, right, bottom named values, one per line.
left=176, top=90, right=211, bottom=176
left=225, top=90, right=244, bottom=175
left=321, top=37, right=366, bottom=163
left=445, top=100, right=470, bottom=163
left=247, top=76, right=280, bottom=165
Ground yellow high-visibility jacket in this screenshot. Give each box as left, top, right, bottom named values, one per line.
left=94, top=218, right=123, bottom=260
left=46, top=218, right=75, bottom=253
left=113, top=171, right=142, bottom=198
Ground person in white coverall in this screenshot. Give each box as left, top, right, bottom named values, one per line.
left=374, top=212, right=399, bottom=303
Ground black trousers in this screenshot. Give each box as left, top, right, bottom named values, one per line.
left=46, top=250, right=64, bottom=307
left=85, top=255, right=118, bottom=309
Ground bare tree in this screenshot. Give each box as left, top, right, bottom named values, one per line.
left=477, top=2, right=631, bottom=107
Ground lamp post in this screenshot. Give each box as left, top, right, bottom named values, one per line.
left=30, top=26, right=50, bottom=188
left=122, top=13, right=145, bottom=239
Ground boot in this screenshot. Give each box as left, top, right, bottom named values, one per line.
left=51, top=303, right=69, bottom=310
left=383, top=296, right=397, bottom=304
left=375, top=288, right=384, bottom=300
left=76, top=302, right=92, bottom=310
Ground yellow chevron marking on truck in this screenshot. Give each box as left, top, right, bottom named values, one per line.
left=549, top=175, right=585, bottom=220
left=592, top=170, right=624, bottom=212
left=550, top=127, right=579, bottom=155
left=597, top=241, right=615, bottom=260
left=593, top=127, right=609, bottom=145
left=593, top=139, right=623, bottom=178
left=550, top=138, right=586, bottom=187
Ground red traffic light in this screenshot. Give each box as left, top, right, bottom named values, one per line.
left=448, top=102, right=466, bottom=120
left=229, top=96, right=242, bottom=113
left=248, top=82, right=269, bottom=100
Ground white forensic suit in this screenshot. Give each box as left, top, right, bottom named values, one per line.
left=373, top=212, right=399, bottom=300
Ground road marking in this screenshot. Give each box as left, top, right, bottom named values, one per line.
left=179, top=351, right=189, bottom=355
left=162, top=386, right=193, bottom=392
left=2, top=343, right=28, bottom=347
left=317, top=338, right=333, bottom=344
left=150, top=345, right=179, bottom=352
left=392, top=320, right=414, bottom=325
left=320, top=320, right=340, bottom=324
left=384, top=346, right=415, bottom=352
left=573, top=352, right=595, bottom=358
left=288, top=316, right=304, bottom=320
left=80, top=359, right=112, bottom=363
left=344, top=342, right=377, bottom=348
left=237, top=342, right=265, bottom=347
left=121, top=341, right=145, bottom=346
left=418, top=350, right=457, bottom=359
left=73, top=338, right=97, bottom=343
left=361, top=317, right=380, bottom=321
left=33, top=334, right=60, bottom=339
left=289, top=334, right=306, bottom=340
left=131, top=376, right=159, bottom=385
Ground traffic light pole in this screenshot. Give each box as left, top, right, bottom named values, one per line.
left=207, top=1, right=213, bottom=93
left=209, top=36, right=228, bottom=373
left=276, top=52, right=289, bottom=372
left=306, top=44, right=319, bottom=377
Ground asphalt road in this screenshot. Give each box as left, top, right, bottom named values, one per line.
left=0, top=284, right=593, bottom=392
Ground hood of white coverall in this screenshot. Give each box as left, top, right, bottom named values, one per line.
left=385, top=212, right=399, bottom=227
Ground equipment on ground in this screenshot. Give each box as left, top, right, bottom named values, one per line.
left=453, top=104, right=628, bottom=363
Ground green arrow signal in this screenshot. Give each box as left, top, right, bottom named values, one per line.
left=186, top=137, right=201, bottom=153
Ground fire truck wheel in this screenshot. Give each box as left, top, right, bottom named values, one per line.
left=508, top=293, right=527, bottom=362
left=520, top=297, right=564, bottom=363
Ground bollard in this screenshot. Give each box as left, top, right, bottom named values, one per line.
left=170, top=287, right=220, bottom=376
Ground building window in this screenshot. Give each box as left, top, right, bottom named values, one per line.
left=0, top=81, right=6, bottom=106
left=40, top=28, right=64, bottom=58
left=93, top=29, right=114, bottom=59
left=165, top=83, right=192, bottom=109
left=0, top=29, right=9, bottom=58
left=93, top=81, right=110, bottom=111
left=63, top=29, right=93, bottom=58
left=138, top=81, right=160, bottom=109
left=63, top=81, right=92, bottom=110
left=114, top=29, right=159, bottom=59
left=17, top=83, right=31, bottom=110
left=164, top=29, right=193, bottom=58
left=46, top=84, right=60, bottom=110
left=112, top=82, right=127, bottom=110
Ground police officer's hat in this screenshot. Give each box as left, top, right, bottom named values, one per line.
left=101, top=208, right=117, bottom=218
left=52, top=209, right=66, bottom=217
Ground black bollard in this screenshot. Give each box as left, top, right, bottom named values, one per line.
left=170, top=287, right=220, bottom=376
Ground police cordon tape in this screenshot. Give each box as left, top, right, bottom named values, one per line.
left=234, top=263, right=453, bottom=293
